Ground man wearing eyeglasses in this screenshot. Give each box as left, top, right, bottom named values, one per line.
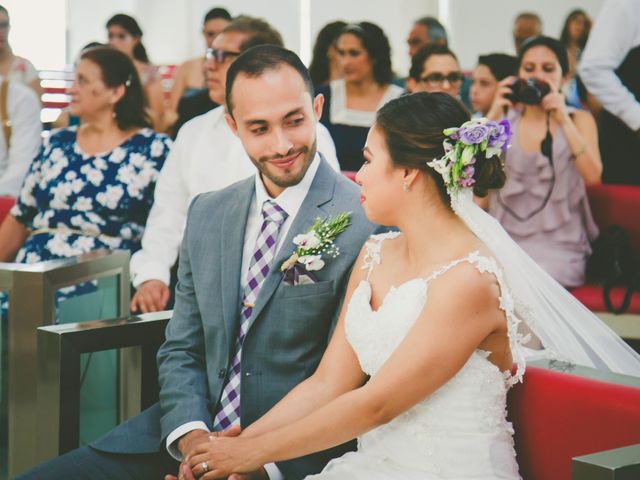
left=406, top=44, right=463, bottom=100
left=129, top=16, right=339, bottom=314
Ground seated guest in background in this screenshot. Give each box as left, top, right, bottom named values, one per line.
left=309, top=20, right=347, bottom=88
left=316, top=22, right=403, bottom=171
left=579, top=0, right=640, bottom=185
left=17, top=44, right=377, bottom=480
left=513, top=12, right=543, bottom=54
left=0, top=47, right=170, bottom=297
left=404, top=18, right=471, bottom=108
left=107, top=13, right=165, bottom=131
left=130, top=16, right=339, bottom=313
left=52, top=42, right=105, bottom=129
left=165, top=7, right=231, bottom=131
left=560, top=9, right=591, bottom=77
left=0, top=5, right=42, bottom=98
left=0, top=76, right=41, bottom=196
left=470, top=53, right=517, bottom=116
left=407, top=44, right=463, bottom=100
left=406, top=16, right=447, bottom=58
left=560, top=9, right=592, bottom=109
left=486, top=36, right=601, bottom=288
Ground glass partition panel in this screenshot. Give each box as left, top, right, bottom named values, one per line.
left=57, top=275, right=120, bottom=445
left=3, top=250, right=129, bottom=478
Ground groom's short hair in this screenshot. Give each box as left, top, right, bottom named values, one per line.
left=225, top=45, right=314, bottom=116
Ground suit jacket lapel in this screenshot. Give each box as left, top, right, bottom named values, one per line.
left=220, top=177, right=255, bottom=347
left=249, top=159, right=337, bottom=323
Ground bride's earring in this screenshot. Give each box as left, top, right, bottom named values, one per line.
left=403, top=181, right=410, bottom=192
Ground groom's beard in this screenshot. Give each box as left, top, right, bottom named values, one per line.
left=251, top=139, right=317, bottom=189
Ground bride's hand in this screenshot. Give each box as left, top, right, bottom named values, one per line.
left=187, top=436, right=263, bottom=479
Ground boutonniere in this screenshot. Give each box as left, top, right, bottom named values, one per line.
left=280, top=212, right=351, bottom=285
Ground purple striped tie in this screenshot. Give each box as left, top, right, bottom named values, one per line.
left=213, top=199, right=287, bottom=430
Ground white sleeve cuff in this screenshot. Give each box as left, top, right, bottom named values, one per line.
left=166, top=421, right=210, bottom=461
left=130, top=254, right=172, bottom=288
left=263, top=462, right=284, bottom=480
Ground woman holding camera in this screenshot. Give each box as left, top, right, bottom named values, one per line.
left=486, top=36, right=601, bottom=288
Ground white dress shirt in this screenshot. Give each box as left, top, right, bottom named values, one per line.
left=578, top=0, right=640, bottom=131
left=0, top=77, right=42, bottom=195
left=130, top=105, right=339, bottom=287
left=166, top=156, right=322, bottom=480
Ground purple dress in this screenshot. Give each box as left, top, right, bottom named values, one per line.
left=489, top=108, right=599, bottom=287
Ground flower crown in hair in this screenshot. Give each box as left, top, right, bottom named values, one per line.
left=426, top=118, right=512, bottom=193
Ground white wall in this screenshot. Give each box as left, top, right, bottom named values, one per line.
left=3, top=0, right=66, bottom=70
left=6, top=0, right=609, bottom=73
left=444, top=0, right=605, bottom=69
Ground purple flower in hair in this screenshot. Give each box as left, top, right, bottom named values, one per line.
left=459, top=124, right=490, bottom=145
left=487, top=119, right=513, bottom=152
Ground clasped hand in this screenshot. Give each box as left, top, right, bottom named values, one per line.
left=167, top=426, right=265, bottom=480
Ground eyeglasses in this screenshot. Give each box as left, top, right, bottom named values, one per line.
left=419, top=72, right=464, bottom=87
left=205, top=47, right=241, bottom=64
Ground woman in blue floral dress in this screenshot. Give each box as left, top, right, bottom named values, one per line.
left=0, top=46, right=171, bottom=302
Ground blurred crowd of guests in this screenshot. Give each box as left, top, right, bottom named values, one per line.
left=0, top=0, right=638, bottom=312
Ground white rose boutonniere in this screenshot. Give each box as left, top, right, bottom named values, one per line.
left=280, top=212, right=351, bottom=285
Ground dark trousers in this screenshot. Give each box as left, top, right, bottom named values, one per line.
left=14, top=446, right=179, bottom=480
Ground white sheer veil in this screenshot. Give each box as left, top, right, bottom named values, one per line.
left=450, top=188, right=640, bottom=377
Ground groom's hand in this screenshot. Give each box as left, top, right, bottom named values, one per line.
left=165, top=429, right=210, bottom=480
left=179, top=426, right=243, bottom=479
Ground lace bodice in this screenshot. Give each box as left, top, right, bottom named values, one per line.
left=309, top=232, right=524, bottom=479
left=349, top=231, right=526, bottom=385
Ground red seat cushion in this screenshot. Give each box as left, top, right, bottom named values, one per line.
left=0, top=196, right=15, bottom=223
left=341, top=171, right=357, bottom=182
left=587, top=184, right=640, bottom=252
left=508, top=365, right=640, bottom=480
left=571, top=284, right=640, bottom=314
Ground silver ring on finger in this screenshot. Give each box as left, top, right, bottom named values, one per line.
left=201, top=461, right=209, bottom=474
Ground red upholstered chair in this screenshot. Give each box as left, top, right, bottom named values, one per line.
left=508, top=363, right=640, bottom=480
left=0, top=196, right=15, bottom=223
left=571, top=184, right=640, bottom=313
left=342, top=171, right=357, bottom=182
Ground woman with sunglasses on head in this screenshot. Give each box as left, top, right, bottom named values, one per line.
left=485, top=36, right=601, bottom=288
left=107, top=13, right=165, bottom=131
left=315, top=22, right=403, bottom=171
left=0, top=5, right=42, bottom=98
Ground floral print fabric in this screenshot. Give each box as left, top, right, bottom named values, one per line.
left=11, top=127, right=170, bottom=262
left=3, top=127, right=170, bottom=310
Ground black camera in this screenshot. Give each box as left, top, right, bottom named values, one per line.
left=507, top=78, right=551, bottom=105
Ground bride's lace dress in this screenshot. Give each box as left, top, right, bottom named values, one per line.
left=308, top=232, right=526, bottom=479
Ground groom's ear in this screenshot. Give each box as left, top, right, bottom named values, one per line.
left=224, top=111, right=239, bottom=137
left=313, top=93, right=324, bottom=121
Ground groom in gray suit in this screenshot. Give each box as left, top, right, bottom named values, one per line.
left=17, top=46, right=376, bottom=480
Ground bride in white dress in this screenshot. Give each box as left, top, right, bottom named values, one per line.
left=185, top=92, right=640, bottom=480
left=183, top=92, right=521, bottom=479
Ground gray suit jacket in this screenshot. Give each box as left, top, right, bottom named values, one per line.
left=93, top=159, right=377, bottom=479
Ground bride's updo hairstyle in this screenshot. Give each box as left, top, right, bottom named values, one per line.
left=375, top=92, right=505, bottom=202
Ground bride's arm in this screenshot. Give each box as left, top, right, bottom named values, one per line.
left=189, top=263, right=508, bottom=476
left=238, top=246, right=370, bottom=439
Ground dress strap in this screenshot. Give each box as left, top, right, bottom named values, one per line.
left=361, top=231, right=402, bottom=280
left=426, top=251, right=527, bottom=386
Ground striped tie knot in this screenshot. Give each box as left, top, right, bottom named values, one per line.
left=261, top=200, right=287, bottom=225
